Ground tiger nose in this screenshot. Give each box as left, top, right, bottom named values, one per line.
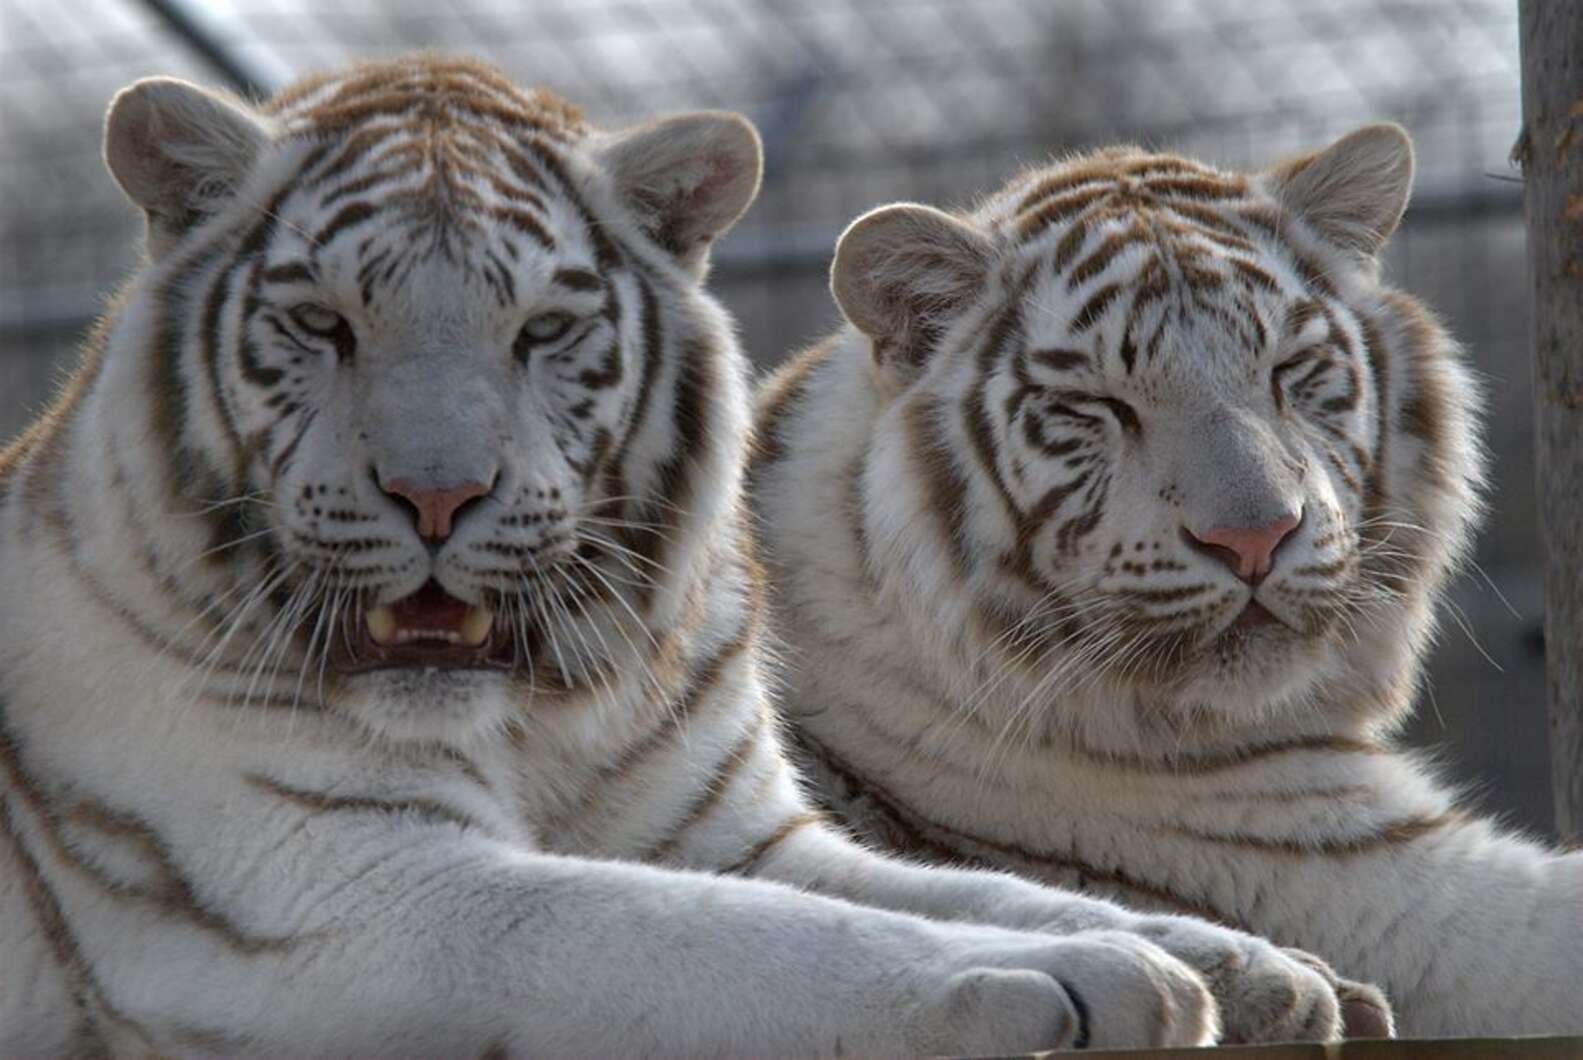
left=380, top=477, right=493, bottom=542
left=1186, top=511, right=1302, bottom=585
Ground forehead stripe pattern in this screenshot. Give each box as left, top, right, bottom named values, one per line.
left=890, top=145, right=1421, bottom=604
left=62, top=53, right=741, bottom=690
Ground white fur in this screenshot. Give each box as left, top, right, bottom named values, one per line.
left=0, top=58, right=1365, bottom=1055
left=754, top=130, right=1582, bottom=1037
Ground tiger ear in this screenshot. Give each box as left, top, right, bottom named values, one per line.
left=1263, top=123, right=1414, bottom=257
left=597, top=111, right=762, bottom=276
left=104, top=77, right=269, bottom=259
left=831, top=203, right=996, bottom=373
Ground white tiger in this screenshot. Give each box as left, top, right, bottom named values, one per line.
left=0, top=55, right=1371, bottom=1055
left=751, top=123, right=1583, bottom=1038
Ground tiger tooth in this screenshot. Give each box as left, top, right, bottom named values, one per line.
left=461, top=606, right=494, bottom=648
left=366, top=606, right=397, bottom=646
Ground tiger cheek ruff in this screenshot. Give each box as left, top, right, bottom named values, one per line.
left=752, top=126, right=1583, bottom=1037
left=0, top=54, right=1402, bottom=1055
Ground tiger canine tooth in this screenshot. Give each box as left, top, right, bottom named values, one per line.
left=460, top=606, right=494, bottom=647
left=366, top=606, right=398, bottom=645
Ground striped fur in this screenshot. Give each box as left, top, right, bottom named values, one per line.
left=753, top=126, right=1583, bottom=1037
left=0, top=56, right=1380, bottom=1055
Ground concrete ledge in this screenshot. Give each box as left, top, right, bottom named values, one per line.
left=1028, top=1037, right=1583, bottom=1058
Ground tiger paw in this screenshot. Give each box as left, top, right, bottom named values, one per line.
left=911, top=928, right=1219, bottom=1053
left=1127, top=916, right=1374, bottom=1043
left=1279, top=947, right=1396, bottom=1039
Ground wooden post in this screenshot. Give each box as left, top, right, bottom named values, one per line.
left=1518, top=0, right=1583, bottom=845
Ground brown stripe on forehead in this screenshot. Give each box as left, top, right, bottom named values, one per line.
left=282, top=70, right=584, bottom=143
left=484, top=173, right=548, bottom=215
left=313, top=200, right=378, bottom=247
left=1070, top=281, right=1123, bottom=335
left=1238, top=205, right=1340, bottom=300
left=1120, top=155, right=1217, bottom=178
left=319, top=161, right=426, bottom=211
left=1239, top=290, right=1270, bottom=354
left=304, top=126, right=405, bottom=189
left=553, top=267, right=604, bottom=292
left=492, top=206, right=554, bottom=249
left=1160, top=201, right=1259, bottom=252
left=1019, top=186, right=1112, bottom=245
left=1029, top=348, right=1091, bottom=373
left=1065, top=219, right=1151, bottom=291
left=260, top=261, right=317, bottom=286
left=1142, top=173, right=1248, bottom=200
left=1045, top=216, right=1096, bottom=275
left=527, top=139, right=625, bottom=272
left=1229, top=257, right=1280, bottom=295
left=1015, top=165, right=1116, bottom=214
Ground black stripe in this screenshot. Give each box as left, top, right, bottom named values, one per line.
left=313, top=201, right=378, bottom=247
left=553, top=267, right=604, bottom=292
left=644, top=711, right=766, bottom=862
left=245, top=773, right=482, bottom=833
left=260, top=262, right=316, bottom=286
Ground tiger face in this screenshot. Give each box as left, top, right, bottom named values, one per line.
left=103, top=58, right=760, bottom=737
left=833, top=128, right=1480, bottom=723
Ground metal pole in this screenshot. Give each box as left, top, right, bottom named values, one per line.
left=1516, top=0, right=1583, bottom=845
left=138, top=0, right=289, bottom=99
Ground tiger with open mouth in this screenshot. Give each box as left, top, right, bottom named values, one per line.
left=0, top=55, right=1376, bottom=1055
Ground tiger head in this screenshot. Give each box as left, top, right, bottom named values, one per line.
left=101, top=57, right=760, bottom=739
left=831, top=127, right=1482, bottom=737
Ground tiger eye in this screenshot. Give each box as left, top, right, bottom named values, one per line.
left=289, top=303, right=346, bottom=337
left=514, top=311, right=577, bottom=361
left=519, top=311, right=575, bottom=345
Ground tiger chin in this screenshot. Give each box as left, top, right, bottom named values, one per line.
left=0, top=55, right=1384, bottom=1055
left=752, top=125, right=1583, bottom=1037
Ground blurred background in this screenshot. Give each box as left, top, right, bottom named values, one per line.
left=0, top=1, right=1552, bottom=834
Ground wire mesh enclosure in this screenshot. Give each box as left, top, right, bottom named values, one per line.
left=0, top=1, right=1548, bottom=831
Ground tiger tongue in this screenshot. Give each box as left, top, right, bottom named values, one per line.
left=392, top=581, right=471, bottom=630
left=365, top=582, right=495, bottom=650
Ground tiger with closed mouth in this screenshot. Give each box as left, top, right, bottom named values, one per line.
left=751, top=124, right=1583, bottom=1036
left=0, top=55, right=1372, bottom=1055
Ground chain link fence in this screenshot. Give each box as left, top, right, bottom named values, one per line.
left=0, top=0, right=1549, bottom=833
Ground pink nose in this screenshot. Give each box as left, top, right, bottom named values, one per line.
left=381, top=478, right=491, bottom=541
left=1188, top=512, right=1302, bottom=584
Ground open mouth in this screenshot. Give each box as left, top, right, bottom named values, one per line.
left=1230, top=600, right=1282, bottom=630
left=330, top=580, right=515, bottom=673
